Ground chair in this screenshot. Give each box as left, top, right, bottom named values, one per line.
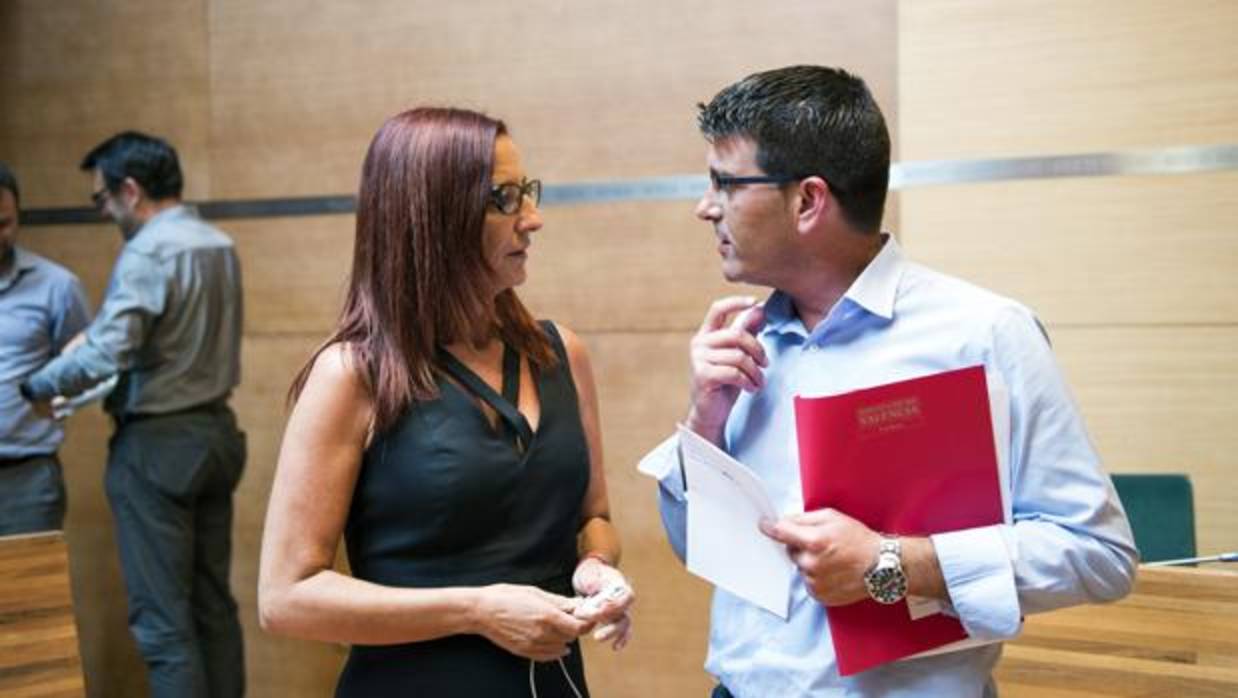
left=0, top=531, right=86, bottom=696
left=1110, top=473, right=1196, bottom=563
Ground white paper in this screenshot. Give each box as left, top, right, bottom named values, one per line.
left=677, top=425, right=795, bottom=619
left=51, top=375, right=118, bottom=419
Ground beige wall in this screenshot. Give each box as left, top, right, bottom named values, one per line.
left=898, top=0, right=1238, bottom=560
left=3, top=1, right=1235, bottom=696
left=1, top=2, right=896, bottom=696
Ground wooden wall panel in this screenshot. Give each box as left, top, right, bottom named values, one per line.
left=229, top=335, right=346, bottom=697
left=900, top=0, right=1238, bottom=160
left=227, top=216, right=352, bottom=334
left=525, top=201, right=765, bottom=333
left=206, top=0, right=898, bottom=199
left=0, top=0, right=212, bottom=206
left=898, top=173, right=1238, bottom=326
left=16, top=225, right=122, bottom=307
left=899, top=0, right=1238, bottom=565
left=579, top=331, right=714, bottom=696
left=1053, top=327, right=1238, bottom=556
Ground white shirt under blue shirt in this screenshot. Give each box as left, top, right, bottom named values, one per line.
left=642, top=235, right=1137, bottom=697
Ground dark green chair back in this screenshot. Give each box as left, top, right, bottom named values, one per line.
left=1111, top=473, right=1196, bottom=563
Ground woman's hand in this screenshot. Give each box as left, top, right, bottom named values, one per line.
left=475, top=584, right=592, bottom=661
left=572, top=556, right=635, bottom=650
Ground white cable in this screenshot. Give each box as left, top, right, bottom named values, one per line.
left=530, top=581, right=629, bottom=697
left=558, top=657, right=584, bottom=698
left=528, top=657, right=584, bottom=698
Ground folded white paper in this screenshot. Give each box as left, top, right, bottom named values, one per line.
left=678, top=425, right=794, bottom=619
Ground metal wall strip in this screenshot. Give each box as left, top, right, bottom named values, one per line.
left=20, top=144, right=1238, bottom=226
left=890, top=144, right=1238, bottom=189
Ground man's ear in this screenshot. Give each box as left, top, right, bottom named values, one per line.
left=120, top=176, right=144, bottom=206
left=795, top=176, right=833, bottom=234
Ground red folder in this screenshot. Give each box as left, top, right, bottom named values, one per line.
left=793, top=365, right=1003, bottom=676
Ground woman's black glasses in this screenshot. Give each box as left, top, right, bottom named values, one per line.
left=489, top=178, right=542, bottom=215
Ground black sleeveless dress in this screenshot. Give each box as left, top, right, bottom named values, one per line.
left=335, top=322, right=592, bottom=697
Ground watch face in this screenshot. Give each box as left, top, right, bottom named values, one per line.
left=864, top=557, right=908, bottom=604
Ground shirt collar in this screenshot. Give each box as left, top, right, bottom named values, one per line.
left=132, top=204, right=188, bottom=238
left=149, top=204, right=187, bottom=226
left=13, top=246, right=38, bottom=272
left=760, top=288, right=800, bottom=337
left=844, top=233, right=903, bottom=321
left=0, top=246, right=38, bottom=291
left=760, top=233, right=905, bottom=339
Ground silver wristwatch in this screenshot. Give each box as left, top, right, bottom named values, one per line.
left=862, top=535, right=908, bottom=604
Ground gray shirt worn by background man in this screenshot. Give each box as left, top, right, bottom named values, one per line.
left=1, top=247, right=91, bottom=457
left=23, top=205, right=243, bottom=413
left=21, top=203, right=248, bottom=695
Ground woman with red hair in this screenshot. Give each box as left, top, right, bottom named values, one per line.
left=259, top=107, right=632, bottom=696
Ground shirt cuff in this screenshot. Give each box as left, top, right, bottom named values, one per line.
left=19, top=374, right=54, bottom=402
left=638, top=433, right=687, bottom=500
left=931, top=525, right=1022, bottom=640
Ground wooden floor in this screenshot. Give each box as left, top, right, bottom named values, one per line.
left=0, top=532, right=85, bottom=698
left=996, top=565, right=1238, bottom=697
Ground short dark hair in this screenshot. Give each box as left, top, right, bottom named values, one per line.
left=80, top=131, right=183, bottom=200
left=697, top=65, right=890, bottom=232
left=0, top=160, right=19, bottom=208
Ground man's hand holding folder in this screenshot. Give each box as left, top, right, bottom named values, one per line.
left=760, top=508, right=946, bottom=608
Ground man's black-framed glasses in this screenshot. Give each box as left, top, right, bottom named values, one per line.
left=489, top=177, right=542, bottom=215
left=709, top=171, right=844, bottom=196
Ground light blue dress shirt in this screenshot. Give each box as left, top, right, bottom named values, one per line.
left=0, top=247, right=91, bottom=458
left=643, top=236, right=1137, bottom=697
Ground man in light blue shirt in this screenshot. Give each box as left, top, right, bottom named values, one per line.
left=640, top=65, right=1137, bottom=697
left=0, top=161, right=92, bottom=535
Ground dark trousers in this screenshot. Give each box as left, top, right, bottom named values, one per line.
left=0, top=453, right=66, bottom=535
left=711, top=684, right=735, bottom=698
left=106, top=404, right=247, bottom=698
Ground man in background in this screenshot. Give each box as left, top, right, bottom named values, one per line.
left=641, top=65, right=1137, bottom=697
left=20, top=133, right=247, bottom=698
left=0, top=160, right=91, bottom=535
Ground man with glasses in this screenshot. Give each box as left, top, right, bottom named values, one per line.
left=20, top=132, right=246, bottom=698
left=0, top=160, right=91, bottom=535
left=640, top=65, right=1136, bottom=697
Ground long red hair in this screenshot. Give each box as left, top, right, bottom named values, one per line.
left=290, top=107, right=555, bottom=432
